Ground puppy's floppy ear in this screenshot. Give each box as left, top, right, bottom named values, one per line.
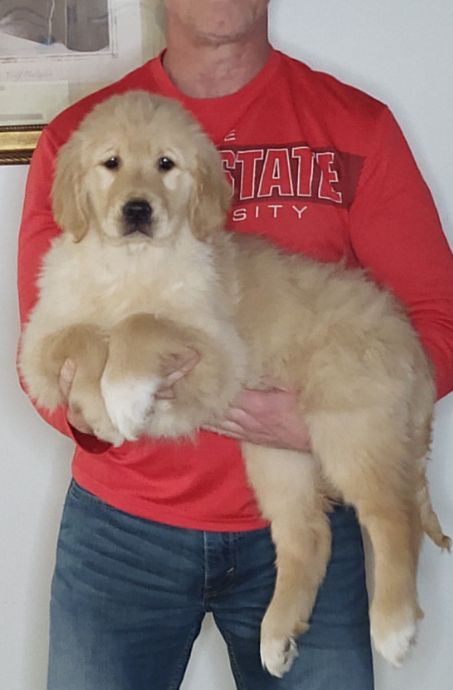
left=52, top=135, right=90, bottom=242
left=190, top=138, right=232, bottom=242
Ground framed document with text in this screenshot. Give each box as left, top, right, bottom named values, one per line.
left=0, top=0, right=165, bottom=163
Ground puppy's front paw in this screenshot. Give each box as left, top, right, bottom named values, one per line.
left=101, top=375, right=162, bottom=441
left=69, top=386, right=125, bottom=447
left=91, top=424, right=125, bottom=447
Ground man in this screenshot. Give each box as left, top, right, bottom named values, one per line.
left=17, top=2, right=453, bottom=689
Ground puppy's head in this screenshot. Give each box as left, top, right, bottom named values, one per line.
left=52, top=91, right=232, bottom=245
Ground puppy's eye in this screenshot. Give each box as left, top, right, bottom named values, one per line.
left=157, top=156, right=175, bottom=172
left=103, top=156, right=120, bottom=171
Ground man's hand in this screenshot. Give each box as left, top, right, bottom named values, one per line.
left=203, top=386, right=311, bottom=451
left=59, top=359, right=93, bottom=434
left=58, top=349, right=200, bottom=436
left=154, top=349, right=200, bottom=400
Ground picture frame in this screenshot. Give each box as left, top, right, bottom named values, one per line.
left=0, top=124, right=44, bottom=165
left=0, top=0, right=165, bottom=164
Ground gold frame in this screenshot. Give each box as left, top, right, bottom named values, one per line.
left=0, top=125, right=44, bottom=165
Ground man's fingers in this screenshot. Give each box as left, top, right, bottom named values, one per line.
left=202, top=421, right=245, bottom=439
left=155, top=350, right=200, bottom=400
left=59, top=358, right=77, bottom=400
left=160, top=350, right=200, bottom=387
left=155, top=387, right=176, bottom=400
left=258, top=376, right=296, bottom=392
left=59, top=359, right=93, bottom=434
left=226, top=407, right=261, bottom=429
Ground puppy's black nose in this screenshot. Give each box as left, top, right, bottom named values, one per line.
left=122, top=199, right=152, bottom=225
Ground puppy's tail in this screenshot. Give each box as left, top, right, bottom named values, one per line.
left=417, top=459, right=451, bottom=551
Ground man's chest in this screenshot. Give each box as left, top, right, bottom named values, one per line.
left=219, top=136, right=364, bottom=265
left=204, top=89, right=367, bottom=265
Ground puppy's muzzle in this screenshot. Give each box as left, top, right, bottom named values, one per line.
left=122, top=199, right=153, bottom=236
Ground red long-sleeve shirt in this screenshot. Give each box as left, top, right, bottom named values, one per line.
left=17, top=49, right=453, bottom=530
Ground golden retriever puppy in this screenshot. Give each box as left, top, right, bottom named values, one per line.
left=19, top=92, right=450, bottom=678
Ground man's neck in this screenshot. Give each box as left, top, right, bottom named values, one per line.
left=163, top=23, right=271, bottom=99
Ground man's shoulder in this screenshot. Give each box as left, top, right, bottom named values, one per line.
left=277, top=50, right=387, bottom=123
left=45, top=57, right=161, bottom=148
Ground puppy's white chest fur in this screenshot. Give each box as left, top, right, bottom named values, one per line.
left=39, top=223, right=227, bottom=334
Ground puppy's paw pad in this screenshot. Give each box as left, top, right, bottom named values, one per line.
left=101, top=376, right=161, bottom=441
left=372, top=616, right=417, bottom=667
left=260, top=636, right=298, bottom=678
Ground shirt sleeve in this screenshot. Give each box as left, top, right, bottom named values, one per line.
left=17, top=127, right=110, bottom=454
left=349, top=107, right=453, bottom=399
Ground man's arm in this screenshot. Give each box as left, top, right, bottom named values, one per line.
left=17, top=128, right=111, bottom=451
left=350, top=107, right=453, bottom=399
left=209, top=107, right=453, bottom=448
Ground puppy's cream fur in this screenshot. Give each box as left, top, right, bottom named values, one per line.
left=19, top=92, right=450, bottom=676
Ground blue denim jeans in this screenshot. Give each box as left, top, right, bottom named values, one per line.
left=47, top=481, right=374, bottom=689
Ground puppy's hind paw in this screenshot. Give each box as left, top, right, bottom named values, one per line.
left=260, top=636, right=298, bottom=678
left=372, top=610, right=417, bottom=667
left=101, top=375, right=162, bottom=441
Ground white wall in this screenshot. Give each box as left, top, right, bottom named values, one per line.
left=1, top=1, right=452, bottom=688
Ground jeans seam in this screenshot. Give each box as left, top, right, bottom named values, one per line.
left=202, top=531, right=209, bottom=608
left=166, top=623, right=201, bottom=690
left=221, top=629, right=248, bottom=690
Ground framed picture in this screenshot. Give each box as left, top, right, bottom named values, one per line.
left=0, top=0, right=165, bottom=164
